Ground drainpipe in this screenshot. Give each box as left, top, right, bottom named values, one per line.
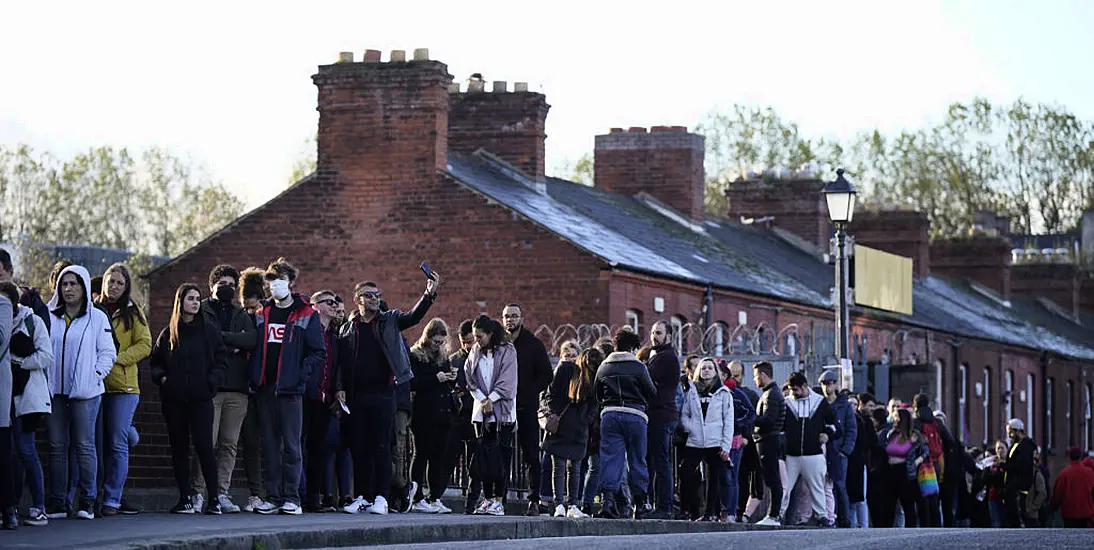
left=703, top=284, right=713, bottom=331
left=948, top=338, right=962, bottom=439
left=1041, top=351, right=1050, bottom=450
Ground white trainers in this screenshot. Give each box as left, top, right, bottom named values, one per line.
left=553, top=504, right=567, bottom=518
left=243, top=495, right=264, bottom=513
left=279, top=502, right=302, bottom=515
left=218, top=494, right=241, bottom=514
left=566, top=505, right=589, bottom=519
left=433, top=501, right=453, bottom=514
left=404, top=482, right=418, bottom=513
left=191, top=493, right=205, bottom=512
left=411, top=500, right=439, bottom=514
left=367, top=496, right=389, bottom=515
left=485, top=500, right=505, bottom=516
left=254, top=501, right=280, bottom=515
left=342, top=496, right=370, bottom=514
left=473, top=499, right=491, bottom=515
left=757, top=516, right=782, bottom=526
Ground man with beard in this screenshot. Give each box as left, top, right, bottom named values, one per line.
left=501, top=304, right=553, bottom=516
left=643, top=320, right=680, bottom=519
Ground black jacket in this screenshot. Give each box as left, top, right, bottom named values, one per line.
left=337, top=296, right=432, bottom=402
left=409, top=345, right=454, bottom=422
left=512, top=327, right=552, bottom=411
left=1003, top=436, right=1037, bottom=491
left=645, top=343, right=680, bottom=424
left=784, top=389, right=840, bottom=457
left=449, top=348, right=474, bottom=419
left=150, top=315, right=228, bottom=403
left=541, top=360, right=594, bottom=461
left=753, top=382, right=786, bottom=442
left=201, top=298, right=257, bottom=393
left=594, top=351, right=656, bottom=415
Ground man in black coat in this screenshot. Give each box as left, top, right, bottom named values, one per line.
left=644, top=321, right=680, bottom=519
left=502, top=304, right=553, bottom=516
left=751, top=361, right=786, bottom=526
left=1003, top=418, right=1037, bottom=528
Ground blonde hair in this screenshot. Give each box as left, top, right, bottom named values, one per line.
left=415, top=318, right=450, bottom=351
left=559, top=340, right=580, bottom=361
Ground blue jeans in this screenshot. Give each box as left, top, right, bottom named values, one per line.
left=988, top=500, right=1003, bottom=528
left=102, top=393, right=140, bottom=508
left=256, top=388, right=304, bottom=505
left=830, top=453, right=850, bottom=525
left=723, top=446, right=744, bottom=517
left=598, top=411, right=649, bottom=501
left=647, top=421, right=676, bottom=511
left=582, top=453, right=600, bottom=507
left=14, top=416, right=46, bottom=510
left=48, top=395, right=102, bottom=509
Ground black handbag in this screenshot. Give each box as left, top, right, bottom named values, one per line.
left=471, top=424, right=510, bottom=483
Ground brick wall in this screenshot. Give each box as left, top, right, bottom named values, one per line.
left=448, top=90, right=550, bottom=179
left=1011, top=263, right=1080, bottom=318
left=852, top=210, right=931, bottom=279
left=726, top=178, right=830, bottom=250
left=930, top=236, right=1012, bottom=297
left=594, top=127, right=706, bottom=221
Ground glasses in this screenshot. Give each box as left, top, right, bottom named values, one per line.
left=357, top=291, right=382, bottom=300
left=315, top=298, right=337, bottom=307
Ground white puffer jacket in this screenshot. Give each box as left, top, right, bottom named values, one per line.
left=12, top=304, right=53, bottom=416
left=680, top=381, right=734, bottom=454
left=46, top=265, right=116, bottom=400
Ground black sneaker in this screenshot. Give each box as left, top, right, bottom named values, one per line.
left=100, top=506, right=119, bottom=517
left=525, top=501, right=540, bottom=516
left=119, top=500, right=140, bottom=515
left=205, top=502, right=223, bottom=515
left=2, top=507, right=18, bottom=530
left=595, top=499, right=620, bottom=519
left=580, top=504, right=593, bottom=517
left=634, top=503, right=653, bottom=520
left=170, top=500, right=196, bottom=515
left=647, top=508, right=672, bottom=520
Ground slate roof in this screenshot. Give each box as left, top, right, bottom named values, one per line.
left=445, top=151, right=1094, bottom=361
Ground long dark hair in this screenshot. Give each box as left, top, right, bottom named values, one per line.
left=472, top=314, right=505, bottom=351
left=99, top=263, right=145, bottom=331
left=169, top=283, right=202, bottom=350
left=570, top=348, right=602, bottom=403
left=896, top=408, right=913, bottom=442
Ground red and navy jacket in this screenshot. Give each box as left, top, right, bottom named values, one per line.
left=249, top=293, right=325, bottom=396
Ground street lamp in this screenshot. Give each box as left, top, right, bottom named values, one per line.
left=824, top=168, right=857, bottom=388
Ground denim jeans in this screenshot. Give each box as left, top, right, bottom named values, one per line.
left=988, top=500, right=1003, bottom=528
left=256, top=388, right=304, bottom=505
left=850, top=469, right=869, bottom=528
left=597, top=411, right=649, bottom=500
left=13, top=417, right=45, bottom=510
left=582, top=453, right=600, bottom=507
left=723, top=446, right=744, bottom=518
left=48, top=395, right=102, bottom=509
left=830, top=453, right=850, bottom=525
left=647, top=421, right=676, bottom=512
left=102, top=393, right=140, bottom=508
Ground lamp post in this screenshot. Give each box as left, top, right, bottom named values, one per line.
left=824, top=169, right=857, bottom=386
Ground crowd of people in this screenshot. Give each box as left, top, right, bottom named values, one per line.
left=1, top=249, right=1093, bottom=531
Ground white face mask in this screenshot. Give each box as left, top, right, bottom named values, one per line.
left=269, top=279, right=291, bottom=300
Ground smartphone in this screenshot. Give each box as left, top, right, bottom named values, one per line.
left=420, top=261, right=437, bottom=281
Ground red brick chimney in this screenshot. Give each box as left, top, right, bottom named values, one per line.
left=1012, top=262, right=1080, bottom=318
left=448, top=81, right=550, bottom=180
left=930, top=235, right=1012, bottom=298
left=313, top=48, right=451, bottom=176
left=852, top=210, right=931, bottom=279
left=594, top=126, right=706, bottom=221
left=726, top=177, right=828, bottom=249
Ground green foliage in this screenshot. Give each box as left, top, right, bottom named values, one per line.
left=288, top=135, right=317, bottom=185
left=556, top=153, right=594, bottom=186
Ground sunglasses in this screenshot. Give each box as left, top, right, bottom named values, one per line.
left=315, top=298, right=337, bottom=307
left=357, top=291, right=382, bottom=300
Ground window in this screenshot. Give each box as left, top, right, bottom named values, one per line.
left=958, top=364, right=968, bottom=444
left=1004, top=370, right=1014, bottom=430
left=1066, top=381, right=1074, bottom=447
left=1027, top=374, right=1035, bottom=440
left=1084, top=384, right=1092, bottom=452
left=983, top=367, right=992, bottom=446
left=671, top=315, right=686, bottom=353
left=624, top=309, right=640, bottom=333
left=1047, top=377, right=1055, bottom=450
left=710, top=322, right=726, bottom=357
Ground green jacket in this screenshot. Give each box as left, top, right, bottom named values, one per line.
left=201, top=298, right=257, bottom=393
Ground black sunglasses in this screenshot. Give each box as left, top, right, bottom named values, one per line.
left=357, top=291, right=382, bottom=300
left=315, top=298, right=337, bottom=307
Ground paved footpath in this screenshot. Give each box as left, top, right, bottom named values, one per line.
left=0, top=512, right=795, bottom=550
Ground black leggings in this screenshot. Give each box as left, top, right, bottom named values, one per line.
left=410, top=415, right=451, bottom=502
left=756, top=438, right=782, bottom=519
left=162, top=398, right=217, bottom=503
left=680, top=446, right=726, bottom=518
left=883, top=463, right=920, bottom=527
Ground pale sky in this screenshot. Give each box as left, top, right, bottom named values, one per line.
left=2, top=0, right=1092, bottom=208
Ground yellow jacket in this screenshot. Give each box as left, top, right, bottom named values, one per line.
left=104, top=301, right=152, bottom=394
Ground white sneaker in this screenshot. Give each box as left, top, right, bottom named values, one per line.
left=367, top=496, right=389, bottom=515
left=243, top=495, right=264, bottom=513
left=76, top=508, right=95, bottom=520
left=473, top=499, right=491, bottom=515
left=411, top=500, right=439, bottom=514
left=342, top=496, right=370, bottom=514
left=553, top=504, right=567, bottom=518
left=279, top=502, right=302, bottom=515
left=254, top=501, right=280, bottom=515
left=404, top=482, right=418, bottom=513
left=485, top=500, right=505, bottom=516
left=434, top=501, right=453, bottom=514
left=757, top=516, right=781, bottom=526
left=191, top=493, right=205, bottom=512
left=566, top=505, right=589, bottom=519
left=218, top=494, right=241, bottom=514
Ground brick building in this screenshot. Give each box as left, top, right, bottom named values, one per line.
left=134, top=48, right=1094, bottom=485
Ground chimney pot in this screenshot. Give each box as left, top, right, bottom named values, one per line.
left=468, top=80, right=485, bottom=93
left=413, top=48, right=430, bottom=61
left=447, top=83, right=462, bottom=93
left=609, top=128, right=625, bottom=134
left=363, top=49, right=382, bottom=62
left=492, top=81, right=507, bottom=93
left=338, top=51, right=354, bottom=63
left=628, top=127, right=647, bottom=133
left=514, top=82, right=529, bottom=92
left=390, top=49, right=406, bottom=62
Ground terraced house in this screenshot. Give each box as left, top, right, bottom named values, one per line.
left=138, top=48, right=1094, bottom=485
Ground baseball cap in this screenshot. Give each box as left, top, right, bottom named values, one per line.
left=1007, top=418, right=1025, bottom=431
left=819, top=370, right=839, bottom=385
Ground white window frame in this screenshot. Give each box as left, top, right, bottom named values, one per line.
left=959, top=364, right=968, bottom=443
left=1084, top=384, right=1092, bottom=452
left=1066, top=381, right=1073, bottom=447
left=712, top=322, right=726, bottom=357
left=1027, top=374, right=1035, bottom=440
left=1004, top=370, right=1014, bottom=431
left=671, top=315, right=686, bottom=354
left=983, top=367, right=991, bottom=446
left=1047, top=377, right=1055, bottom=450
left=625, top=309, right=640, bottom=333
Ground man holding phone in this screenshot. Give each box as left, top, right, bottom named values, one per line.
left=339, top=269, right=439, bottom=515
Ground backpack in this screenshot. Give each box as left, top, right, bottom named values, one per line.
left=731, top=386, right=757, bottom=435
left=922, top=420, right=946, bottom=481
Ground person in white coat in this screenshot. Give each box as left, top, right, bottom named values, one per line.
left=679, top=357, right=734, bottom=521
left=1, top=282, right=54, bottom=527
left=45, top=265, right=116, bottom=520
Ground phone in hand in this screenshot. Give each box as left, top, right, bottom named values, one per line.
left=420, top=261, right=437, bottom=281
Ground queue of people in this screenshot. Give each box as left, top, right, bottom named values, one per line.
left=1, top=247, right=1093, bottom=531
